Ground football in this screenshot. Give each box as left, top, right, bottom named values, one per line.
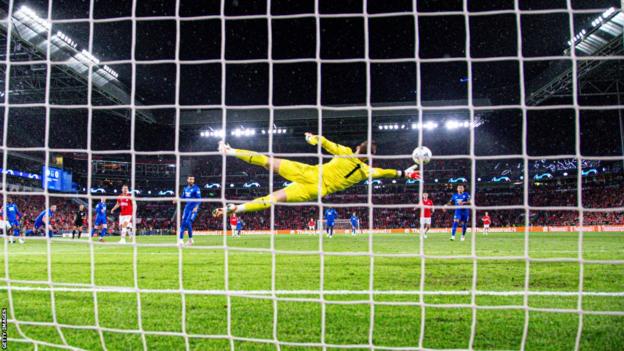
left=412, top=146, right=432, bottom=164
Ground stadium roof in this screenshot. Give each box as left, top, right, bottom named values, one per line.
left=0, top=3, right=156, bottom=124
left=527, top=7, right=624, bottom=106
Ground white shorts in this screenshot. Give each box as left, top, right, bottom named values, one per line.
left=308, top=226, right=315, bottom=230
left=421, top=217, right=431, bottom=225
left=119, top=215, right=132, bottom=228
left=484, top=224, right=490, bottom=228
left=0, top=220, right=11, bottom=231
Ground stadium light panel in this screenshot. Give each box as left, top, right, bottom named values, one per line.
left=603, top=7, right=615, bottom=18
left=18, top=6, right=51, bottom=33
left=80, top=49, right=100, bottom=65
left=445, top=120, right=460, bottom=130
left=56, top=31, right=78, bottom=49
left=425, top=122, right=438, bottom=130
left=16, top=6, right=120, bottom=80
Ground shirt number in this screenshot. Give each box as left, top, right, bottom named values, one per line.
left=345, top=164, right=361, bottom=179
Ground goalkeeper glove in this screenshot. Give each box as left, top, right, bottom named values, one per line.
left=402, top=165, right=421, bottom=180
left=305, top=132, right=318, bottom=145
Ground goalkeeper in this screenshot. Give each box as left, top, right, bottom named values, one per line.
left=213, top=133, right=421, bottom=217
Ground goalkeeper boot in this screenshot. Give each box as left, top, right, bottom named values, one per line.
left=119, top=237, right=126, bottom=244
left=450, top=236, right=455, bottom=241
left=218, top=141, right=236, bottom=156
left=18, top=238, right=25, bottom=244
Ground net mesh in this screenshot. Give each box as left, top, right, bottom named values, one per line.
left=0, top=0, right=623, bottom=350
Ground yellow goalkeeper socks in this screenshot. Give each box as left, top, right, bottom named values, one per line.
left=238, top=194, right=276, bottom=213
left=234, top=149, right=269, bottom=167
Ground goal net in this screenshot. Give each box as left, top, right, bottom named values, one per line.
left=316, top=219, right=353, bottom=233
left=1, top=0, right=623, bottom=350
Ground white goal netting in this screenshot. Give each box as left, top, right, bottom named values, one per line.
left=1, top=0, right=623, bottom=350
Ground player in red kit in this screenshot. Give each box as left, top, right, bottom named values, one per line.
left=111, top=185, right=135, bottom=244
left=308, top=218, right=315, bottom=231
left=420, top=193, right=434, bottom=238
left=230, top=214, right=238, bottom=237
left=481, top=211, right=491, bottom=235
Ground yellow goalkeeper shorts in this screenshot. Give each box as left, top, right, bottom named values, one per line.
left=279, top=160, right=323, bottom=202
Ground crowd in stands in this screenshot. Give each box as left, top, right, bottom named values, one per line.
left=2, top=165, right=622, bottom=235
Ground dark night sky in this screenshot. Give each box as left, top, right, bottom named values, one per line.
left=1, top=0, right=622, bottom=158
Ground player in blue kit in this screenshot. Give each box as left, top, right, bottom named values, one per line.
left=30, top=205, right=57, bottom=239
left=446, top=185, right=471, bottom=241
left=178, top=176, right=201, bottom=247
left=2, top=198, right=22, bottom=244
left=350, top=212, right=359, bottom=236
left=324, top=208, right=337, bottom=238
left=236, top=218, right=244, bottom=237
left=92, top=198, right=108, bottom=241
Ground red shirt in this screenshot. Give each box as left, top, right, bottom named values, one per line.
left=117, top=194, right=133, bottom=216
left=421, top=198, right=433, bottom=218
left=230, top=216, right=237, bottom=226
left=308, top=219, right=315, bottom=227
left=482, top=215, right=491, bottom=225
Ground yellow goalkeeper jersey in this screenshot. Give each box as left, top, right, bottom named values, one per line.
left=308, top=136, right=399, bottom=195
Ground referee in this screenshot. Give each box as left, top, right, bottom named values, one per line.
left=72, top=204, right=87, bottom=239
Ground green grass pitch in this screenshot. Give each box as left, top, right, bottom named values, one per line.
left=1, top=232, right=623, bottom=350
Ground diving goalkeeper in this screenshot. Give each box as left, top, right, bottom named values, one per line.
left=213, top=133, right=421, bottom=217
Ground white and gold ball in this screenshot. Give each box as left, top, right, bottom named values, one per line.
left=412, top=146, right=432, bottom=165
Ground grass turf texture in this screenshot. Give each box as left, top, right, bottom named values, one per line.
left=0, top=232, right=623, bottom=350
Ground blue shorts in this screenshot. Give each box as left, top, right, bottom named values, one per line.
left=326, top=221, right=335, bottom=228
left=8, top=220, right=19, bottom=227
left=34, top=220, right=43, bottom=229
left=453, top=210, right=469, bottom=222
left=94, top=216, right=107, bottom=226
left=351, top=223, right=357, bottom=228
